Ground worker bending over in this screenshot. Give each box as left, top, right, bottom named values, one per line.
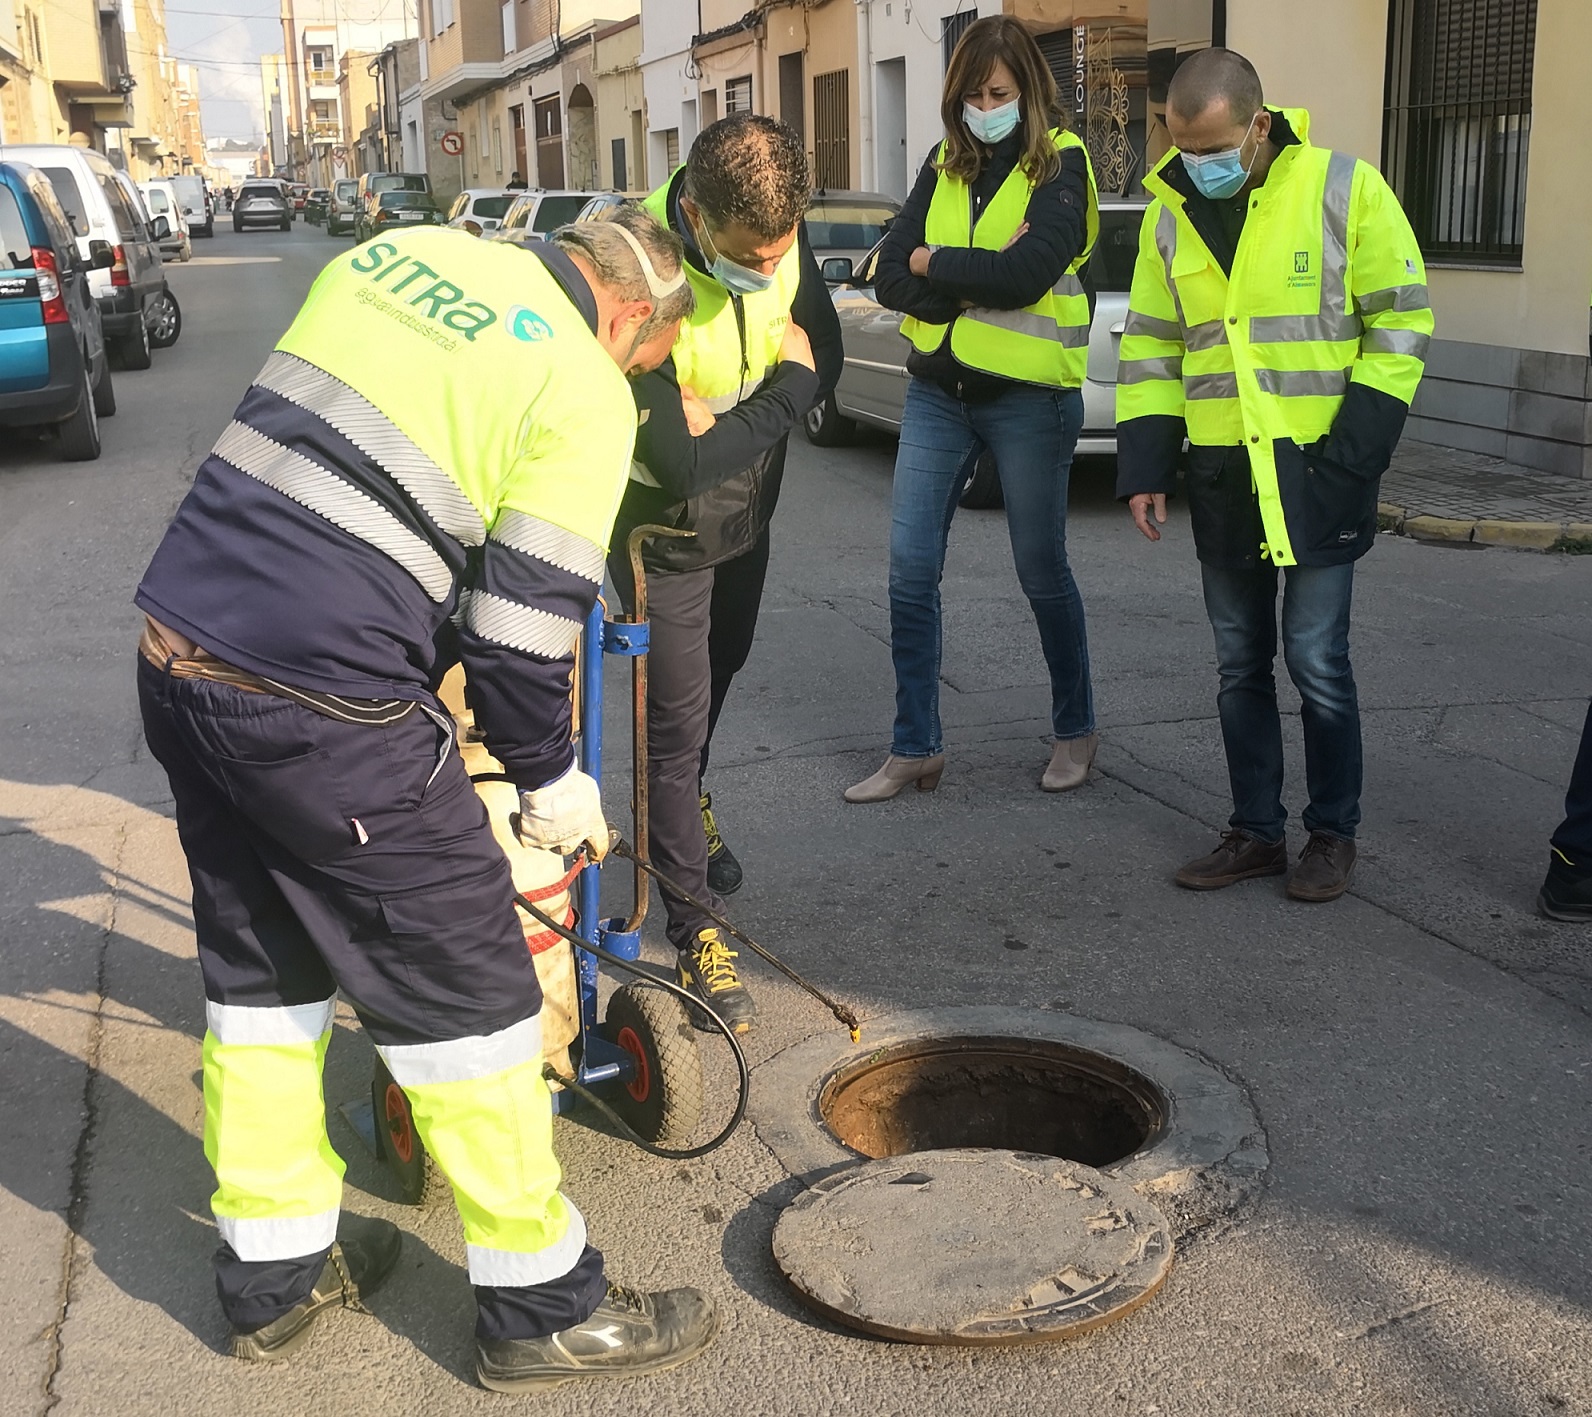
left=616, top=113, right=842, bottom=1034
left=134, top=209, right=718, bottom=1392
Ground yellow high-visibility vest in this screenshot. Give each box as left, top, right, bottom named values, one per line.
left=902, top=128, right=1099, bottom=388
left=640, top=174, right=802, bottom=419
left=1115, top=107, right=1433, bottom=566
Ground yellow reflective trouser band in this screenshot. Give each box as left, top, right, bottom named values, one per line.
left=377, top=1016, right=587, bottom=1287
left=204, top=997, right=344, bottom=1260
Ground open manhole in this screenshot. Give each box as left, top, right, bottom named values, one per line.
left=758, top=1011, right=1268, bottom=1347
left=818, top=1035, right=1168, bottom=1169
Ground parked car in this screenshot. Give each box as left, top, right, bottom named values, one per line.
left=806, top=189, right=901, bottom=270
left=573, top=191, right=646, bottom=222
left=356, top=190, right=445, bottom=241
left=233, top=179, right=291, bottom=232
left=493, top=190, right=592, bottom=246
left=0, top=143, right=170, bottom=370
left=137, top=178, right=192, bottom=262
left=169, top=173, right=213, bottom=238
left=0, top=160, right=115, bottom=460
left=807, top=198, right=1148, bottom=507
left=356, top=172, right=431, bottom=214
left=304, top=187, right=330, bottom=225
left=289, top=183, right=310, bottom=218
left=326, top=177, right=359, bottom=235
left=445, top=187, right=514, bottom=235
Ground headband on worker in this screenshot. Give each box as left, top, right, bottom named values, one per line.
left=604, top=218, right=688, bottom=299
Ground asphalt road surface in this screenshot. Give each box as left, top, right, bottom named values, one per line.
left=2, top=219, right=1589, bottom=1416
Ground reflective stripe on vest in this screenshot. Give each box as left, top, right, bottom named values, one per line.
left=901, top=129, right=1099, bottom=388
left=213, top=419, right=457, bottom=602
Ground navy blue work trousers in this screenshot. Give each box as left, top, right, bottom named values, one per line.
left=137, top=655, right=605, bottom=1340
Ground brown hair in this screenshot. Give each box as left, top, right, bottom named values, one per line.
left=939, top=16, right=1064, bottom=187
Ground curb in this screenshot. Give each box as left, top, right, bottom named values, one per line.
left=1377, top=502, right=1592, bottom=552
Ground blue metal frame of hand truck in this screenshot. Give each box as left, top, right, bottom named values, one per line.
left=550, top=597, right=650, bottom=1112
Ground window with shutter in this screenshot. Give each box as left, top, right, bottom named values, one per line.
left=1382, top=0, right=1537, bottom=266
left=942, top=10, right=976, bottom=73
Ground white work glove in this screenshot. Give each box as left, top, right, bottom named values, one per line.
left=517, top=766, right=610, bottom=861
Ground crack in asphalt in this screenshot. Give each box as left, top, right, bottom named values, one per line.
left=39, top=823, right=124, bottom=1413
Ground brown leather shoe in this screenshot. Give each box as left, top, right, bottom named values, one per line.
left=1174, top=830, right=1288, bottom=891
left=1286, top=831, right=1357, bottom=902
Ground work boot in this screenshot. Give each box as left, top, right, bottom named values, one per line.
left=1537, top=849, right=1592, bottom=921
left=701, top=793, right=743, bottom=896
left=1041, top=733, right=1098, bottom=792
left=1286, top=831, right=1358, bottom=903
left=1174, top=829, right=1288, bottom=891
left=678, top=927, right=757, bottom=1035
left=228, top=1215, right=402, bottom=1362
left=476, top=1281, right=719, bottom=1393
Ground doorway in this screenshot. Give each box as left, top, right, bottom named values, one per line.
left=874, top=58, right=907, bottom=201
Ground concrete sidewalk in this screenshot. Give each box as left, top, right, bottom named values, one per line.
left=1381, top=439, right=1592, bottom=549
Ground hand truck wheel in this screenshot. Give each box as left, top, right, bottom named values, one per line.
left=598, top=982, right=704, bottom=1146
left=371, top=1056, right=449, bottom=1206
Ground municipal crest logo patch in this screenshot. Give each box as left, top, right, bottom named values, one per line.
left=1294, top=251, right=1310, bottom=274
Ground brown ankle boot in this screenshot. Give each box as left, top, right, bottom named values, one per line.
left=1174, top=830, right=1288, bottom=890
left=1286, top=832, right=1357, bottom=902
left=843, top=753, right=945, bottom=803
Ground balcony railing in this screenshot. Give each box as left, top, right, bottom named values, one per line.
left=309, top=120, right=341, bottom=141
left=308, top=69, right=335, bottom=86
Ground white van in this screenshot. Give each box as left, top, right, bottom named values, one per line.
left=138, top=178, right=191, bottom=262
left=0, top=143, right=171, bottom=368
left=169, top=173, right=213, bottom=239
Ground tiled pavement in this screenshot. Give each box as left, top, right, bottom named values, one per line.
left=1381, top=440, right=1592, bottom=547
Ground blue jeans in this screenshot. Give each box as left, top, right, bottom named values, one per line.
left=888, top=378, right=1093, bottom=757
left=1200, top=560, right=1361, bottom=842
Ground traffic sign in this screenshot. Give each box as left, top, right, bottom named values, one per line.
left=440, top=130, right=464, bottom=156
left=332, top=145, right=347, bottom=162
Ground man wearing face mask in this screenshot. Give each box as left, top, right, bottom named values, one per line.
left=1117, top=48, right=1432, bottom=902
left=615, top=114, right=842, bottom=1033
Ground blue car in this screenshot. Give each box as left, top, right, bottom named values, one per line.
left=0, top=159, right=115, bottom=460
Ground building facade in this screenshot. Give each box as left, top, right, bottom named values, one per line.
left=277, top=0, right=417, bottom=187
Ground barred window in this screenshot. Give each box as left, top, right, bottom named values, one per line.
left=942, top=10, right=976, bottom=73
left=725, top=75, right=753, bottom=115
left=1382, top=0, right=1537, bottom=267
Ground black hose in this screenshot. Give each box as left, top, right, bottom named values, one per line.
left=512, top=890, right=750, bottom=1161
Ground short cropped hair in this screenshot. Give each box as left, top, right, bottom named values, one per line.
left=1167, top=47, right=1265, bottom=126
left=548, top=203, right=694, bottom=341
left=683, top=113, right=811, bottom=242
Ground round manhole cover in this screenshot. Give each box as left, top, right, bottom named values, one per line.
left=772, top=1148, right=1173, bottom=1345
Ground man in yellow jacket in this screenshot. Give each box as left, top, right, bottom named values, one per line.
left=1117, top=48, right=1432, bottom=902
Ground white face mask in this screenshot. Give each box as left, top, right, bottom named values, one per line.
left=963, top=97, right=1020, bottom=144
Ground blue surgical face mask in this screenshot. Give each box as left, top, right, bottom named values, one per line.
left=1181, top=114, right=1261, bottom=199
left=692, top=211, right=777, bottom=296
left=963, top=98, right=1020, bottom=145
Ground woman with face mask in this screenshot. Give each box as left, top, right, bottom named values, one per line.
left=850, top=15, right=1101, bottom=804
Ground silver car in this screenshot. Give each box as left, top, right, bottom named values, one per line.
left=806, top=198, right=1146, bottom=506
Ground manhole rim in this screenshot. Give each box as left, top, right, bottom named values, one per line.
left=749, top=1005, right=1267, bottom=1195
left=814, top=1032, right=1172, bottom=1169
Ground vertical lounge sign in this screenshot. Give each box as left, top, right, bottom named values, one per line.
left=1073, top=25, right=1087, bottom=127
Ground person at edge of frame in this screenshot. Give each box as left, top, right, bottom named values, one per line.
left=131, top=209, right=728, bottom=1393
left=848, top=13, right=1102, bottom=806
left=1116, top=47, right=1433, bottom=903
left=610, top=111, right=843, bottom=1037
